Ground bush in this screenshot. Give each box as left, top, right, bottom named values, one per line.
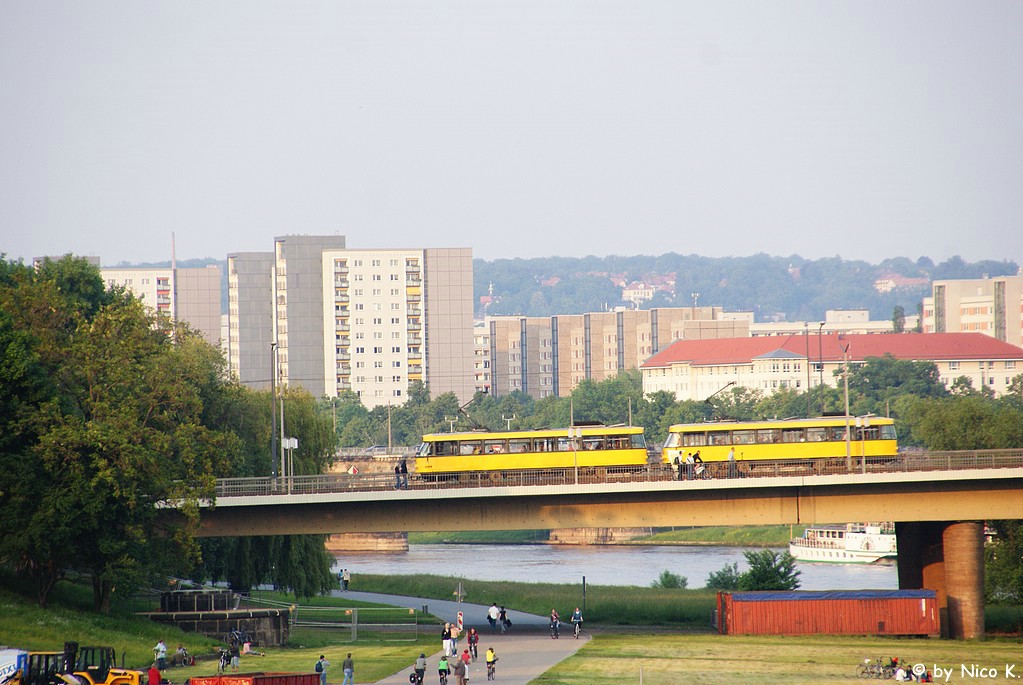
left=651, top=570, right=688, bottom=589
left=736, top=550, right=801, bottom=591
left=706, top=562, right=740, bottom=590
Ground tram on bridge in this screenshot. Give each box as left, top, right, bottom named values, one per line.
left=662, top=416, right=898, bottom=467
left=415, top=424, right=656, bottom=480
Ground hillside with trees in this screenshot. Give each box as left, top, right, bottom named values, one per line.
left=474, top=253, right=1018, bottom=321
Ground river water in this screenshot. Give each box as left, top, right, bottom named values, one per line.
left=333, top=543, right=897, bottom=591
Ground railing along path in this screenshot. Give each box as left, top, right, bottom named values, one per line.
left=214, top=448, right=1023, bottom=499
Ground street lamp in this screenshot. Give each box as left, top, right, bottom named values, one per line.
left=839, top=337, right=851, bottom=471
left=817, top=322, right=825, bottom=414
left=270, top=342, right=278, bottom=480
left=804, top=322, right=811, bottom=417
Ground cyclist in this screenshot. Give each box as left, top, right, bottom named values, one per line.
left=437, top=655, right=450, bottom=685
left=549, top=609, right=560, bottom=639
left=467, top=627, right=480, bottom=661
left=570, top=607, right=583, bottom=638
left=413, top=654, right=427, bottom=685
left=485, top=648, right=497, bottom=681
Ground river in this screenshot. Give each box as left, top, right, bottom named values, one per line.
left=332, top=543, right=897, bottom=591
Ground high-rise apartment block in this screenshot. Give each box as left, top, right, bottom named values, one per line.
left=100, top=264, right=222, bottom=345
left=227, top=237, right=475, bottom=407
left=922, top=275, right=1023, bottom=348
left=486, top=307, right=749, bottom=399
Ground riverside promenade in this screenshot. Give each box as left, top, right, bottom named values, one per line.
left=332, top=590, right=588, bottom=685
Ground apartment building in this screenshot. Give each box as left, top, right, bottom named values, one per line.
left=226, top=252, right=276, bottom=389
left=487, top=307, right=749, bottom=399
left=749, top=309, right=921, bottom=337
left=922, top=275, right=1023, bottom=348
left=320, top=247, right=475, bottom=407
left=100, top=264, right=222, bottom=345
left=641, top=332, right=1023, bottom=401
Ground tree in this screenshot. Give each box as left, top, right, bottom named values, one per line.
left=737, top=550, right=801, bottom=591
left=651, top=570, right=688, bottom=589
left=892, top=305, right=906, bottom=333
left=706, top=562, right=741, bottom=590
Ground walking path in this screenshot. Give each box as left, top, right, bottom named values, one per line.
left=328, top=591, right=588, bottom=685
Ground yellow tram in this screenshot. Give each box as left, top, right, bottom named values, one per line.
left=415, top=424, right=653, bottom=478
left=662, top=416, right=898, bottom=465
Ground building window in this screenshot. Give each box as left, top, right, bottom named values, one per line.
left=373, top=346, right=383, bottom=353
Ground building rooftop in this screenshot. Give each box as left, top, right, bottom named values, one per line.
left=641, top=332, right=1023, bottom=368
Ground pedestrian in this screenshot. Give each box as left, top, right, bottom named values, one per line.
left=451, top=655, right=467, bottom=685
left=342, top=568, right=351, bottom=591
left=395, top=463, right=402, bottom=490
left=487, top=603, right=499, bottom=633
left=727, top=447, right=737, bottom=478
left=441, top=623, right=452, bottom=657
left=460, top=649, right=471, bottom=669
left=399, top=458, right=409, bottom=489
left=315, top=655, right=329, bottom=685
left=229, top=641, right=240, bottom=671
left=342, top=653, right=354, bottom=685
left=338, top=568, right=344, bottom=590
left=674, top=455, right=683, bottom=480
left=448, top=622, right=460, bottom=657
left=498, top=606, right=509, bottom=633
left=153, top=640, right=167, bottom=671
left=148, top=663, right=161, bottom=685
left=685, top=452, right=695, bottom=480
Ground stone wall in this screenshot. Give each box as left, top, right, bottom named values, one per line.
left=148, top=608, right=291, bottom=647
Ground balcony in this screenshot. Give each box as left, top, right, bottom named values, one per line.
left=336, top=352, right=351, bottom=361
left=408, top=336, right=423, bottom=345
left=406, top=294, right=421, bottom=303
left=407, top=322, right=422, bottom=331
left=406, top=278, right=422, bottom=287
left=335, top=294, right=350, bottom=303
left=336, top=323, right=351, bottom=332
left=335, top=279, right=349, bottom=288
left=407, top=351, right=422, bottom=360
left=338, top=364, right=351, bottom=373
left=407, top=307, right=421, bottom=317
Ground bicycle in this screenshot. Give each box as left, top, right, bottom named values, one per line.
left=438, top=669, right=449, bottom=685
left=572, top=621, right=582, bottom=639
left=486, top=661, right=497, bottom=681
left=550, top=620, right=560, bottom=639
left=217, top=648, right=230, bottom=675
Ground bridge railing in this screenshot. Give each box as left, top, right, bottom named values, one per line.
left=213, top=449, right=1023, bottom=498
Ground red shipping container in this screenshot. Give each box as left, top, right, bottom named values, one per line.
left=716, top=590, right=939, bottom=636
left=192, top=674, right=319, bottom=685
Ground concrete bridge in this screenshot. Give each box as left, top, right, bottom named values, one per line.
left=194, top=449, right=1023, bottom=640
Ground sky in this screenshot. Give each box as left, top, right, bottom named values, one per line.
left=1, top=1, right=1021, bottom=267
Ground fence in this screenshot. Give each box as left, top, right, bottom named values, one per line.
left=245, top=595, right=423, bottom=643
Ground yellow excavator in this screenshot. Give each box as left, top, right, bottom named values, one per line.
left=9, top=644, right=141, bottom=685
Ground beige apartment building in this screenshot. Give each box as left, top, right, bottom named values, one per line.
left=487, top=307, right=749, bottom=399
left=641, top=332, right=1023, bottom=401
left=228, top=238, right=475, bottom=407
left=922, top=275, right=1023, bottom=348
left=320, top=247, right=475, bottom=408
left=101, top=264, right=222, bottom=345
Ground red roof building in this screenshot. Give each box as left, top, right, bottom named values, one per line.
left=640, top=332, right=1023, bottom=401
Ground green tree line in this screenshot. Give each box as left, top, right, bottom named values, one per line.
left=0, top=256, right=336, bottom=610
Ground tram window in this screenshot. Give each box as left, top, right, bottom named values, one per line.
left=827, top=426, right=847, bottom=441
left=556, top=437, right=575, bottom=451
left=782, top=429, right=805, bottom=443
left=460, top=441, right=482, bottom=455
left=856, top=426, right=880, bottom=441
left=732, top=430, right=754, bottom=445
left=806, top=427, right=827, bottom=442
left=607, top=436, right=629, bottom=449
left=534, top=438, right=555, bottom=452
left=631, top=434, right=647, bottom=448
left=880, top=425, right=897, bottom=440
left=435, top=441, right=459, bottom=456
left=682, top=433, right=707, bottom=447
left=582, top=438, right=604, bottom=450
left=664, top=433, right=682, bottom=448
left=509, top=439, right=531, bottom=453
left=484, top=439, right=508, bottom=454
left=756, top=429, right=781, bottom=444
left=417, top=442, right=431, bottom=457
left=708, top=431, right=732, bottom=446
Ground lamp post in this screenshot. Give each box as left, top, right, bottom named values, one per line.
left=839, top=338, right=851, bottom=471
left=270, top=342, right=278, bottom=480
left=817, top=322, right=825, bottom=414
left=804, top=322, right=811, bottom=417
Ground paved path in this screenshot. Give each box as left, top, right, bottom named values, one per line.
left=328, top=591, right=588, bottom=685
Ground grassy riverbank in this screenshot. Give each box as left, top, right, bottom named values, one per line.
left=408, top=525, right=802, bottom=547
left=2, top=577, right=1020, bottom=683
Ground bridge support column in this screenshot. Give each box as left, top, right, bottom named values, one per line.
left=896, top=520, right=984, bottom=639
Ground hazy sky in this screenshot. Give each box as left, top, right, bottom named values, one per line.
left=2, top=1, right=1021, bottom=267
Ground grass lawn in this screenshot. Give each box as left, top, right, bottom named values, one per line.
left=540, top=633, right=1023, bottom=685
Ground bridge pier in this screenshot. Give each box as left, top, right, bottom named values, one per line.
left=895, top=521, right=985, bottom=639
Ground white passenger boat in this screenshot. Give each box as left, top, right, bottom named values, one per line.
left=789, top=523, right=897, bottom=564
